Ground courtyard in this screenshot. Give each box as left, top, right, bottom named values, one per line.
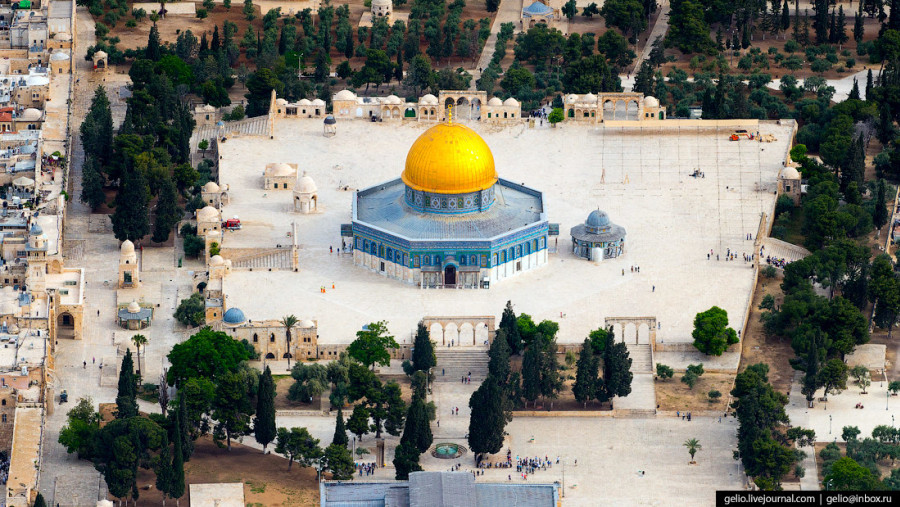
left=217, top=119, right=794, bottom=353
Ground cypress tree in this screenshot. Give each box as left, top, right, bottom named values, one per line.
left=254, top=366, right=277, bottom=451
left=602, top=328, right=633, bottom=400
left=521, top=344, right=542, bottom=407
left=393, top=440, right=422, bottom=480
left=814, top=0, right=829, bottom=44
left=151, top=178, right=182, bottom=243
left=800, top=334, right=821, bottom=407
left=80, top=156, right=106, bottom=210
left=212, top=25, right=221, bottom=51
left=854, top=13, right=864, bottom=42
left=849, top=78, right=861, bottom=100
left=155, top=433, right=174, bottom=505
left=741, top=28, right=750, bottom=49
left=147, top=25, right=162, bottom=61
left=333, top=408, right=349, bottom=447
left=875, top=180, right=889, bottom=230
left=400, top=394, right=431, bottom=453
left=177, top=395, right=193, bottom=461
left=111, top=168, right=150, bottom=242
left=487, top=328, right=510, bottom=384
left=836, top=6, right=848, bottom=46
left=781, top=0, right=790, bottom=31
left=467, top=378, right=506, bottom=460
left=411, top=322, right=436, bottom=372
left=116, top=349, right=138, bottom=419
left=499, top=300, right=522, bottom=354
left=171, top=413, right=186, bottom=502
left=81, top=86, right=114, bottom=166
left=33, top=493, right=47, bottom=507
left=828, top=8, right=837, bottom=43
left=866, top=69, right=874, bottom=99
left=891, top=0, right=900, bottom=30
left=573, top=339, right=598, bottom=407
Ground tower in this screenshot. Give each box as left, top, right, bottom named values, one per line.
left=118, top=239, right=140, bottom=289
left=25, top=222, right=47, bottom=294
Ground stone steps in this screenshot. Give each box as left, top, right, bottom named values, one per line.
left=435, top=349, right=489, bottom=382
left=231, top=249, right=292, bottom=270
left=626, top=343, right=652, bottom=373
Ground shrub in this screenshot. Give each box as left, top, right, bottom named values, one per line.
left=708, top=389, right=721, bottom=402
left=762, top=265, right=778, bottom=278
left=125, top=19, right=137, bottom=28
left=95, top=22, right=110, bottom=39
left=196, top=8, right=208, bottom=18
left=810, top=59, right=832, bottom=73
left=784, top=40, right=799, bottom=53
left=656, top=363, right=674, bottom=380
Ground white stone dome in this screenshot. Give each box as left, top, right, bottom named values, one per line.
left=566, top=94, right=579, bottom=104
left=128, top=301, right=141, bottom=313
left=298, top=98, right=312, bottom=106
left=210, top=254, right=225, bottom=266
left=201, top=104, right=216, bottom=112
left=93, top=50, right=108, bottom=59
left=311, top=98, right=326, bottom=106
left=20, top=108, right=41, bottom=121
left=582, top=93, right=597, bottom=103
left=297, top=172, right=317, bottom=193
left=781, top=166, right=801, bottom=180
left=299, top=319, right=315, bottom=328
left=275, top=98, right=288, bottom=106
left=420, top=94, right=438, bottom=105
left=50, top=51, right=69, bottom=61
left=372, top=0, right=391, bottom=6
left=487, top=97, right=503, bottom=106
left=503, top=97, right=519, bottom=107
left=643, top=95, right=659, bottom=108
left=334, top=89, right=356, bottom=101
left=202, top=181, right=220, bottom=193
left=385, top=94, right=402, bottom=105
left=197, top=206, right=220, bottom=222
left=271, top=163, right=295, bottom=177
left=120, top=240, right=135, bottom=255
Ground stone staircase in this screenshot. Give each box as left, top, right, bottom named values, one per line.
left=434, top=348, right=489, bottom=383
left=626, top=343, right=652, bottom=373
left=761, top=237, right=811, bottom=265
left=229, top=249, right=293, bottom=270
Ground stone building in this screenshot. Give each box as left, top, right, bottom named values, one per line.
left=344, top=122, right=549, bottom=288
left=570, top=209, right=626, bottom=262
left=371, top=0, right=392, bottom=21
left=293, top=172, right=318, bottom=213
left=211, top=306, right=320, bottom=361
left=563, top=93, right=665, bottom=122
left=264, top=162, right=298, bottom=190
left=49, top=50, right=70, bottom=75
left=779, top=166, right=802, bottom=205
left=201, top=181, right=230, bottom=209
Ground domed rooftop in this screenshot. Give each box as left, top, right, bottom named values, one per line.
left=586, top=209, right=610, bottom=228
left=20, top=108, right=41, bottom=121
left=503, top=97, right=519, bottom=107
left=487, top=97, right=502, bottom=106
left=202, top=181, right=220, bottom=193
left=311, top=98, right=326, bottom=106
left=271, top=163, right=295, bottom=177
left=93, top=50, right=108, bottom=59
left=385, top=94, right=402, bottom=104
left=566, top=94, right=579, bottom=104
left=299, top=319, right=315, bottom=329
left=372, top=0, right=391, bottom=5
left=197, top=206, right=220, bottom=222
left=223, top=307, right=246, bottom=325
left=297, top=172, right=317, bottom=193
left=127, top=301, right=141, bottom=314
left=50, top=51, right=69, bottom=61
left=298, top=98, right=312, bottom=106
left=420, top=94, right=438, bottom=105
left=200, top=104, right=216, bottom=112
left=643, top=95, right=659, bottom=108
left=402, top=123, right=497, bottom=194
left=29, top=222, right=42, bottom=236
left=210, top=254, right=225, bottom=266
left=120, top=239, right=135, bottom=254
left=275, top=98, right=288, bottom=106
left=334, top=89, right=356, bottom=101
left=582, top=93, right=597, bottom=103
left=782, top=166, right=801, bottom=180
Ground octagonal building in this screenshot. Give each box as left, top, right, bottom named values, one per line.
left=345, top=122, right=549, bottom=288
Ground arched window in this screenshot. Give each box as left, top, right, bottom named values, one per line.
left=1, top=414, right=5, bottom=423
left=1, top=399, right=5, bottom=406
left=253, top=333, right=258, bottom=343
left=270, top=333, right=275, bottom=343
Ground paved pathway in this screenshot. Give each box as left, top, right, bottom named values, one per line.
left=468, top=0, right=525, bottom=90
left=629, top=0, right=670, bottom=76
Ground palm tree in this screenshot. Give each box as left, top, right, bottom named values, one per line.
left=281, top=315, right=298, bottom=369
left=132, top=334, right=148, bottom=379
left=684, top=438, right=702, bottom=464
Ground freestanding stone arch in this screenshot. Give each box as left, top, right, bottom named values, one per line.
left=422, top=316, right=496, bottom=346
left=438, top=91, right=487, bottom=121
left=604, top=316, right=657, bottom=346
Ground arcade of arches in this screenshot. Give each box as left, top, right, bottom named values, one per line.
left=424, top=316, right=496, bottom=346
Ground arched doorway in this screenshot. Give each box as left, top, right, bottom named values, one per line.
left=444, top=265, right=457, bottom=286
left=266, top=352, right=276, bottom=359
left=57, top=312, right=75, bottom=339
left=282, top=352, right=293, bottom=359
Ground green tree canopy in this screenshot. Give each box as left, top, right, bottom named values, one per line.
left=692, top=306, right=739, bottom=355
left=166, top=328, right=251, bottom=387
left=275, top=426, right=323, bottom=470
left=347, top=321, right=399, bottom=369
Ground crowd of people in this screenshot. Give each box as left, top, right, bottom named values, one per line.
left=474, top=449, right=569, bottom=481
left=356, top=462, right=377, bottom=477
left=765, top=256, right=788, bottom=268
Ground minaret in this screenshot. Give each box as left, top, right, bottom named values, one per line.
left=26, top=222, right=47, bottom=294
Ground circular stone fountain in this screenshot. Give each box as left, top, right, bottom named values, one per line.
left=431, top=442, right=468, bottom=459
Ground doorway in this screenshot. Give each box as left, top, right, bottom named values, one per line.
left=444, top=265, right=457, bottom=286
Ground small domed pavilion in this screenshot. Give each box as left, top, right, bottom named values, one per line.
left=570, top=209, right=626, bottom=262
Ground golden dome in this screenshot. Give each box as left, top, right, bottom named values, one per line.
left=402, top=123, right=497, bottom=194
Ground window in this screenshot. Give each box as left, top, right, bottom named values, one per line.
left=1, top=414, right=5, bottom=423
left=270, top=334, right=275, bottom=342
left=253, top=333, right=258, bottom=343
left=1, top=399, right=5, bottom=406
left=785, top=185, right=791, bottom=192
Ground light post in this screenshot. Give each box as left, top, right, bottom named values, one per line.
left=829, top=414, right=832, bottom=434
left=561, top=458, right=566, bottom=498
